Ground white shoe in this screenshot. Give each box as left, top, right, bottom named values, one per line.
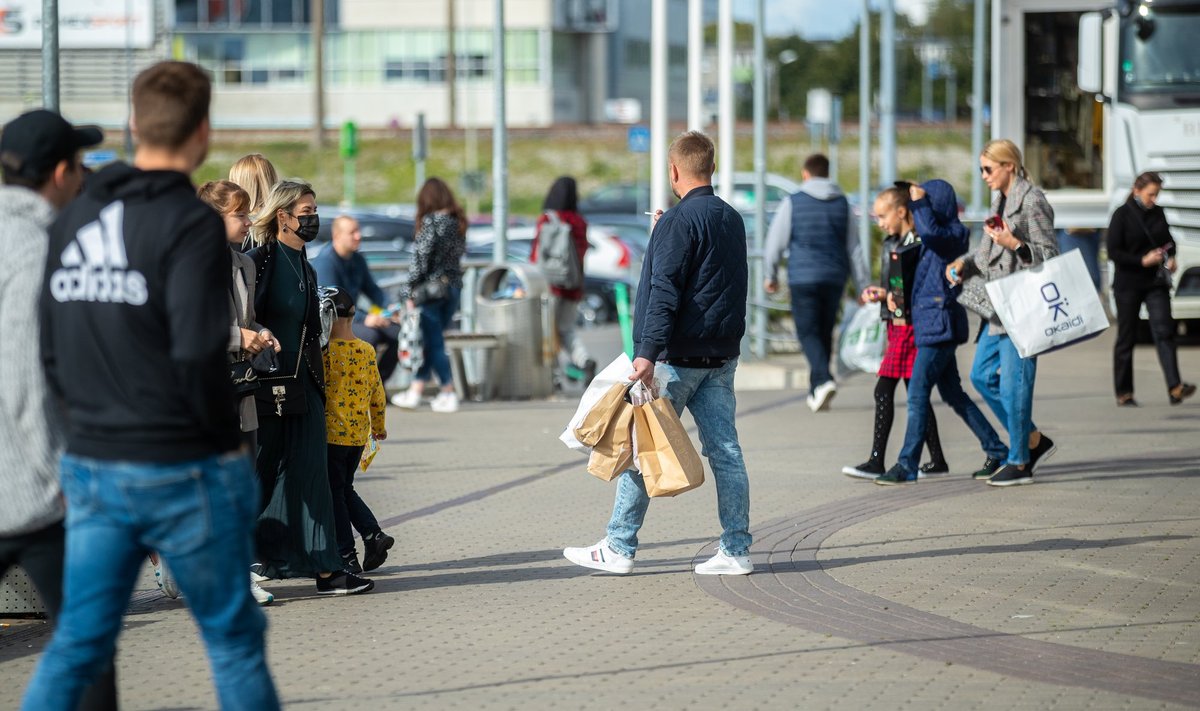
left=250, top=578, right=274, bottom=606
left=430, top=391, right=460, bottom=413
left=809, top=380, right=837, bottom=412
left=153, top=559, right=181, bottom=599
left=563, top=538, right=634, bottom=574
left=249, top=563, right=270, bottom=583
left=694, top=550, right=753, bottom=576
left=391, top=389, right=421, bottom=409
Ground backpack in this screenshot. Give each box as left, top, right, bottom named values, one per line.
left=536, top=210, right=583, bottom=290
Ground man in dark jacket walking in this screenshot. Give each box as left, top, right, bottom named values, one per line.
left=763, top=153, right=868, bottom=412
left=564, top=131, right=754, bottom=576
left=24, top=62, right=279, bottom=710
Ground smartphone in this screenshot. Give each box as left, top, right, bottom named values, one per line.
left=985, top=215, right=1003, bottom=231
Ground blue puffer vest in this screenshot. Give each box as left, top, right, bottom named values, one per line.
left=910, top=180, right=970, bottom=347
left=786, top=192, right=850, bottom=286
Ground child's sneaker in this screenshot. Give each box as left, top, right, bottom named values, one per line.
left=316, top=571, right=374, bottom=595
left=341, top=551, right=363, bottom=575
left=362, top=532, right=395, bottom=572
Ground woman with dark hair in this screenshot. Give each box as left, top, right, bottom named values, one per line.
left=247, top=179, right=373, bottom=595
left=392, top=177, right=467, bottom=413
left=531, top=176, right=595, bottom=384
left=1107, top=171, right=1194, bottom=406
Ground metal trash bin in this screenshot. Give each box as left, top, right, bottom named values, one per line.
left=475, top=264, right=554, bottom=399
left=1, top=566, right=46, bottom=616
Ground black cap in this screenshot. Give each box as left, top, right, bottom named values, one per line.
left=0, top=109, right=103, bottom=181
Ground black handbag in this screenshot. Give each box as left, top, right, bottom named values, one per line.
left=411, top=275, right=450, bottom=305
left=229, top=347, right=281, bottom=397
left=253, top=326, right=309, bottom=417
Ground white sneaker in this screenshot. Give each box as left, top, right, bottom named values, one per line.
left=249, top=563, right=270, bottom=583
left=563, top=538, right=634, bottom=574
left=391, top=389, right=421, bottom=409
left=153, top=558, right=181, bottom=599
left=809, top=380, right=838, bottom=412
left=694, top=550, right=754, bottom=576
left=430, top=391, right=460, bottom=413
left=250, top=578, right=274, bottom=606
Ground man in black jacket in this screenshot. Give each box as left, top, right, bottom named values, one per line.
left=25, top=62, right=280, bottom=710
left=564, top=131, right=754, bottom=576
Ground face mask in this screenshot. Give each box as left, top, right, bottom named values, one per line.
left=291, top=213, right=320, bottom=242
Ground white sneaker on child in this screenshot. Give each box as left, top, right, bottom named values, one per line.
left=430, top=391, right=460, bottom=413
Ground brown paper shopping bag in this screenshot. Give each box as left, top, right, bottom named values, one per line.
left=573, top=382, right=631, bottom=447
left=586, top=401, right=635, bottom=481
left=633, top=395, right=705, bottom=497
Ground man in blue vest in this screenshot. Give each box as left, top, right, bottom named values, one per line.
left=763, top=153, right=868, bottom=412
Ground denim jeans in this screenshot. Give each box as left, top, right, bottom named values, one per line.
left=970, top=329, right=1038, bottom=466
left=327, top=443, right=382, bottom=557
left=22, top=452, right=279, bottom=711
left=896, top=343, right=1007, bottom=476
left=416, top=286, right=460, bottom=385
left=605, top=359, right=752, bottom=558
left=789, top=282, right=844, bottom=391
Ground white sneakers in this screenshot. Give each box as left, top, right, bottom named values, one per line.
left=694, top=551, right=754, bottom=576
left=153, top=558, right=181, bottom=599
left=250, top=578, right=274, bottom=606
left=563, top=539, right=634, bottom=574
left=807, top=380, right=838, bottom=413
left=430, top=391, right=460, bottom=413
left=392, top=389, right=460, bottom=413
left=563, top=540, right=753, bottom=576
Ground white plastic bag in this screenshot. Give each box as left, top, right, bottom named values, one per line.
left=561, top=354, right=672, bottom=453
left=838, top=303, right=886, bottom=374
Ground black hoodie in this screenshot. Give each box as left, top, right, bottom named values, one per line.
left=40, top=162, right=240, bottom=462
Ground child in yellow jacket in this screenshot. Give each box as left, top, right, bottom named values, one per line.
left=323, top=288, right=394, bottom=573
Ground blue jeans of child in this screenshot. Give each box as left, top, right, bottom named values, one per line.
left=896, top=343, right=1007, bottom=476
left=22, top=452, right=279, bottom=711
left=605, top=359, right=752, bottom=558
left=789, top=282, right=844, bottom=391
left=416, top=286, right=460, bottom=385
left=970, top=329, right=1039, bottom=466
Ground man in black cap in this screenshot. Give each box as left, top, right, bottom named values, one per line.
left=0, top=109, right=117, bottom=709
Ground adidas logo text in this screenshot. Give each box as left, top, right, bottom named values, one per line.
left=50, top=201, right=148, bottom=306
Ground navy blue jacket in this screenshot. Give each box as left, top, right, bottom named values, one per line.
left=909, top=180, right=970, bottom=347
left=310, top=247, right=388, bottom=308
left=633, top=185, right=747, bottom=361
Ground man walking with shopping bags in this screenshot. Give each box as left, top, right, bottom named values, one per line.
left=563, top=130, right=753, bottom=576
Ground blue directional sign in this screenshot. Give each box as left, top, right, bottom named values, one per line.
left=627, top=125, right=650, bottom=154
left=83, top=149, right=118, bottom=169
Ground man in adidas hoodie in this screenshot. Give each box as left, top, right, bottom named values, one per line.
left=25, top=62, right=280, bottom=710
left=0, top=110, right=117, bottom=709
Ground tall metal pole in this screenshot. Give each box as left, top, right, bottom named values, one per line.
left=492, top=0, right=508, bottom=261
left=312, top=0, right=326, bottom=148
left=42, top=0, right=59, bottom=110
left=448, top=0, right=457, bottom=128
left=123, top=0, right=134, bottom=157
left=687, top=0, right=703, bottom=131
left=946, top=65, right=957, bottom=125
left=650, top=0, right=668, bottom=214
left=858, top=0, right=872, bottom=267
left=970, top=0, right=986, bottom=215
left=717, top=0, right=734, bottom=201
left=879, top=0, right=896, bottom=184
left=751, top=0, right=767, bottom=358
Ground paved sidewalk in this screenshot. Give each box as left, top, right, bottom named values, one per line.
left=1, top=328, right=1197, bottom=710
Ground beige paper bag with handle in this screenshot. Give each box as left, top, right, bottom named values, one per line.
left=573, top=382, right=631, bottom=447
left=632, top=392, right=705, bottom=498
left=586, top=400, right=635, bottom=481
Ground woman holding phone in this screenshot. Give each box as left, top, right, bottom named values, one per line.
left=1106, top=171, right=1194, bottom=407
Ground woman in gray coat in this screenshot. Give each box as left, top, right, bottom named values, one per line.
left=947, top=139, right=1058, bottom=487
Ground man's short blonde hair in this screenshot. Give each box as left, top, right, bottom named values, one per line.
left=668, top=131, right=716, bottom=179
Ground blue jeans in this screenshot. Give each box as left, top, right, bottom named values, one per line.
left=896, top=343, right=1007, bottom=475
left=789, top=282, right=844, bottom=391
left=416, top=286, right=460, bottom=385
left=970, top=329, right=1038, bottom=466
left=605, top=359, right=752, bottom=558
left=23, top=452, right=279, bottom=711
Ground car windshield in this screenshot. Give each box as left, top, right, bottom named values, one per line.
left=1119, top=5, right=1200, bottom=108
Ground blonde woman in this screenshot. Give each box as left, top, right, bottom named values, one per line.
left=947, top=139, right=1058, bottom=487
left=229, top=153, right=278, bottom=217
left=248, top=180, right=373, bottom=595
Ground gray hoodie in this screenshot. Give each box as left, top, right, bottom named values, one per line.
left=0, top=185, right=65, bottom=536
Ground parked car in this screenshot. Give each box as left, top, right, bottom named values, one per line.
left=578, top=172, right=801, bottom=217
left=467, top=224, right=640, bottom=282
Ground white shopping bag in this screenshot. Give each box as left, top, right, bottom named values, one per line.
left=984, top=249, right=1109, bottom=358
left=838, top=302, right=886, bottom=374
left=560, top=354, right=634, bottom=453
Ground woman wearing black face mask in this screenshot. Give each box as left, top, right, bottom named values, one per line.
left=1107, top=171, right=1195, bottom=407
left=247, top=179, right=374, bottom=595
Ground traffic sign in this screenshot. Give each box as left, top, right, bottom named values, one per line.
left=627, top=125, right=650, bottom=154
left=82, top=149, right=118, bottom=169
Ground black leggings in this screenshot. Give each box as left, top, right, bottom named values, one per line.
left=866, top=376, right=946, bottom=468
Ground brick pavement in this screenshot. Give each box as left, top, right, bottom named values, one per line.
left=1, top=329, right=1197, bottom=710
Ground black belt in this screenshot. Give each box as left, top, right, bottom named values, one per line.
left=664, top=356, right=730, bottom=369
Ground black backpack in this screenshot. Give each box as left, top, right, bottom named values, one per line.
left=536, top=211, right=583, bottom=289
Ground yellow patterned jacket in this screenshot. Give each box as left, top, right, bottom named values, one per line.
left=323, top=338, right=387, bottom=446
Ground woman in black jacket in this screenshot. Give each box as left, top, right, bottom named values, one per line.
left=1107, top=171, right=1194, bottom=406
